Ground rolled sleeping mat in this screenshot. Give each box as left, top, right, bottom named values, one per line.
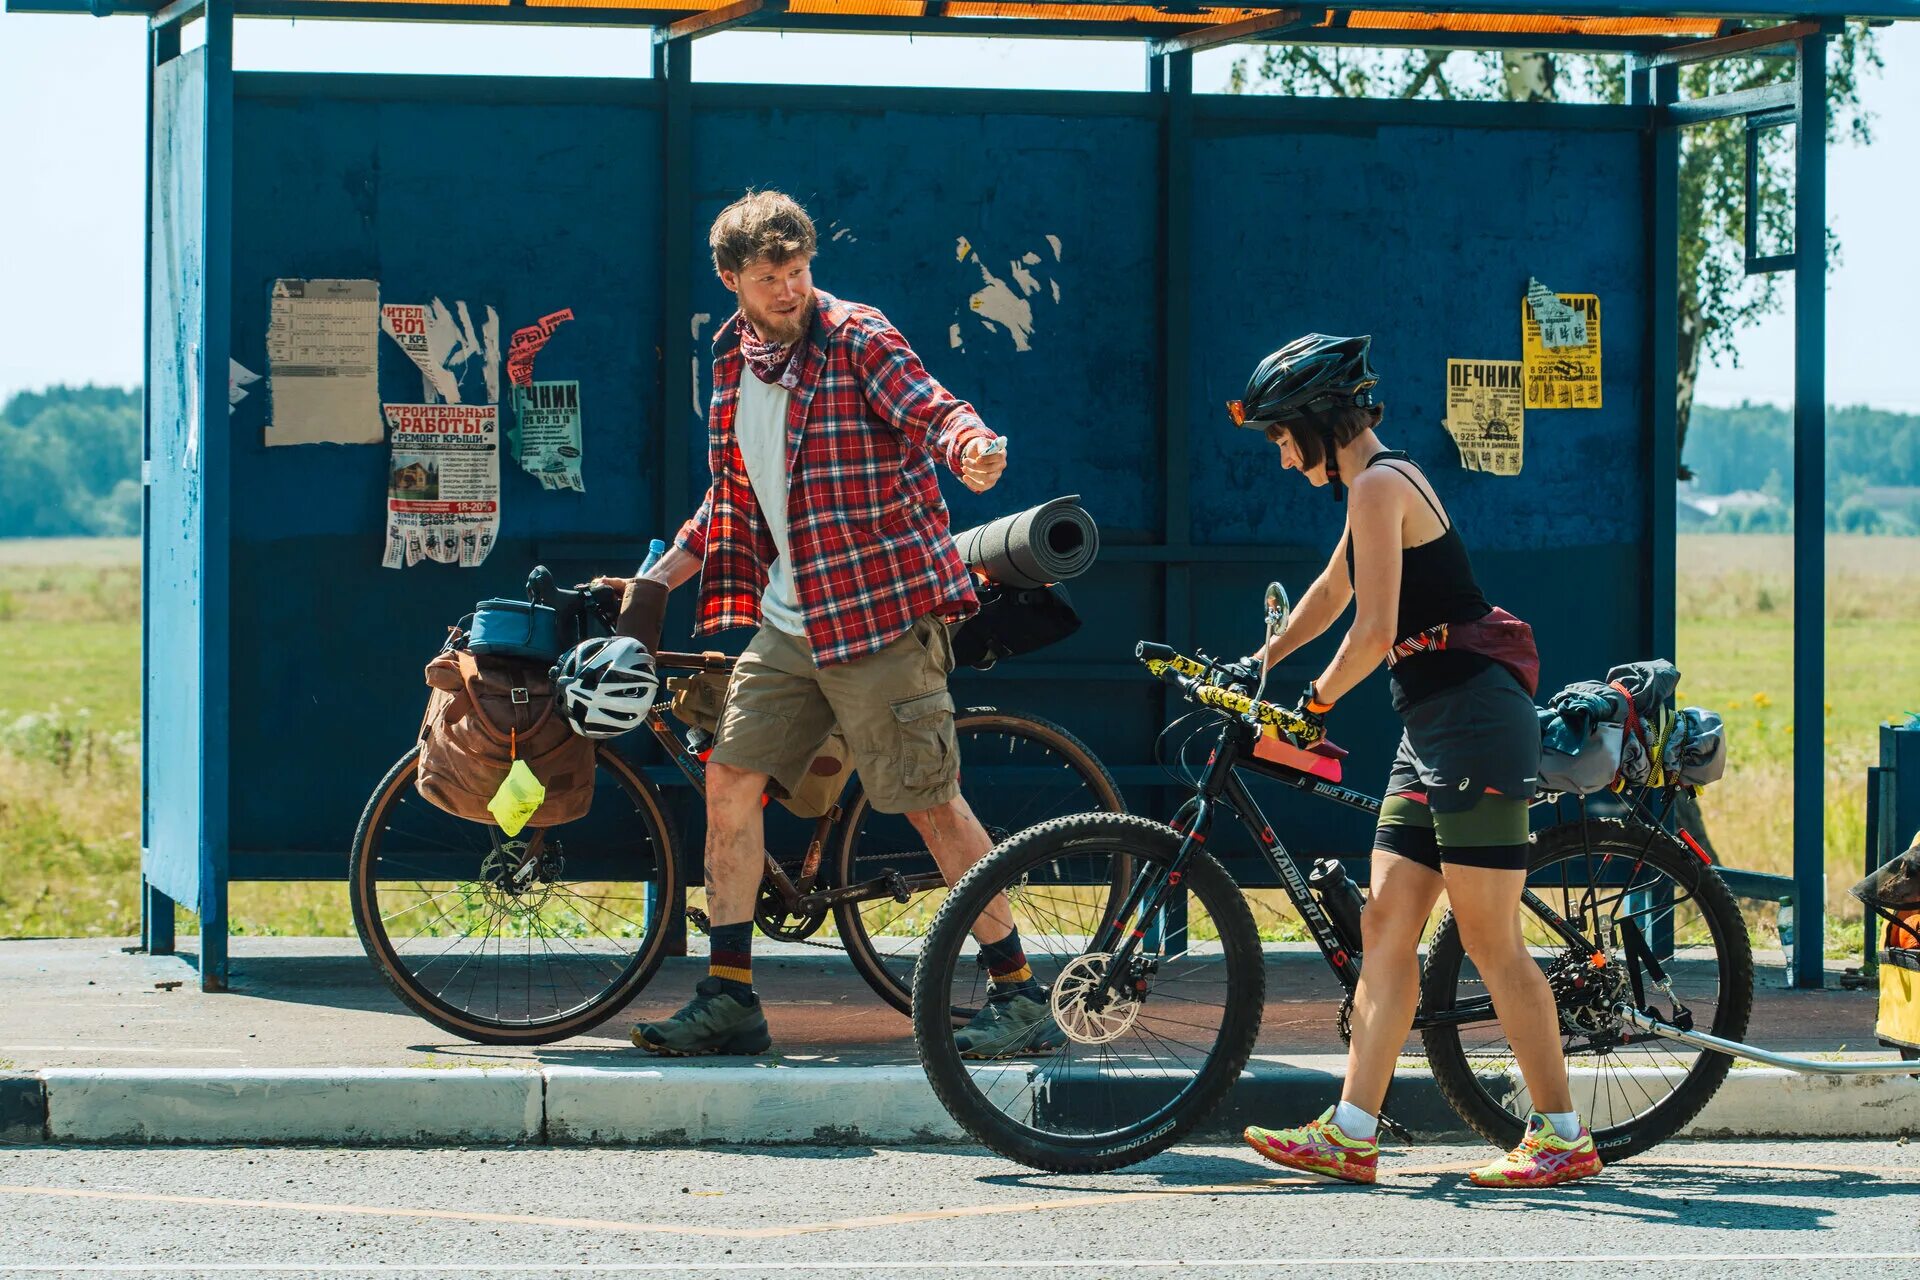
left=952, top=494, right=1099, bottom=589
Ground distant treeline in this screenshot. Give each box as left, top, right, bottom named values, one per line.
left=1687, top=402, right=1920, bottom=534
left=4, top=386, right=1919, bottom=538
left=0, top=386, right=141, bottom=538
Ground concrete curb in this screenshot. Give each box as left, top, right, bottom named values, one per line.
left=4, top=1063, right=1915, bottom=1147
left=39, top=1069, right=543, bottom=1145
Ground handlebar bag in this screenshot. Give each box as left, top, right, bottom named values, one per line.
left=950, top=581, right=1081, bottom=671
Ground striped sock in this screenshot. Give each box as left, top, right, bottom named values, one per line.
left=977, top=929, right=1036, bottom=991
left=708, top=921, right=754, bottom=1002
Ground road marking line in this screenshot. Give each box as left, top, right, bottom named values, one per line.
left=4, top=1254, right=1920, bottom=1272
left=0, top=1156, right=1909, bottom=1244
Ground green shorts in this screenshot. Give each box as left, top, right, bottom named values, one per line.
left=708, top=616, right=960, bottom=815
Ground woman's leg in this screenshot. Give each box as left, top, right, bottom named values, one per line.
left=1440, top=859, right=1573, bottom=1115
left=1340, top=802, right=1446, bottom=1118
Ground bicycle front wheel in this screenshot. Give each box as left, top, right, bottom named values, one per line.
left=1420, top=817, right=1753, bottom=1161
left=912, top=812, right=1264, bottom=1173
left=834, top=709, right=1125, bottom=1018
left=349, top=745, right=680, bottom=1044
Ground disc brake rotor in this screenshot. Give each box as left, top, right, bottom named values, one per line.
left=1051, top=952, right=1143, bottom=1046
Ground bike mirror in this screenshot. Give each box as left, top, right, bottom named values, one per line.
left=1264, top=581, right=1290, bottom=638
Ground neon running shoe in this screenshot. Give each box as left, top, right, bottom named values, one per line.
left=1243, top=1107, right=1379, bottom=1185
left=1468, top=1113, right=1604, bottom=1188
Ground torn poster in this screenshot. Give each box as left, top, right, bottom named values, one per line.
left=1444, top=359, right=1525, bottom=476
left=507, top=309, right=575, bottom=388
left=381, top=299, right=501, bottom=405
left=1524, top=278, right=1588, bottom=348
left=381, top=403, right=500, bottom=570
left=265, top=278, right=381, bottom=445
left=509, top=380, right=585, bottom=492
left=229, top=359, right=261, bottom=416
left=1521, top=289, right=1602, bottom=410
left=952, top=234, right=1063, bottom=353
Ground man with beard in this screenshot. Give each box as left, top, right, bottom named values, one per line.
left=606, top=190, right=1044, bottom=1059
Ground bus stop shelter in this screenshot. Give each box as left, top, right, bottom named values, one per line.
left=14, top=0, right=1910, bottom=991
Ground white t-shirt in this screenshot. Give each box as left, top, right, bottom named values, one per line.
left=734, top=369, right=806, bottom=636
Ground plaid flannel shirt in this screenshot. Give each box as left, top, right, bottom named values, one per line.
left=674, top=290, right=993, bottom=667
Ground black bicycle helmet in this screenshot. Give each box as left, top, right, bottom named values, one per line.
left=1230, top=333, right=1380, bottom=502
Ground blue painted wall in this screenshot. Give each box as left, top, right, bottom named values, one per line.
left=202, top=74, right=1650, bottom=877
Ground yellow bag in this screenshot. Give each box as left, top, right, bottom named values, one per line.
left=1878, top=945, right=1920, bottom=1052
left=487, top=758, right=547, bottom=837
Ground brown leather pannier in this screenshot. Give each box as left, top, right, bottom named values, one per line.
left=416, top=647, right=598, bottom=827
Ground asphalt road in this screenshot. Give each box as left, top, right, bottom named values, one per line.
left=2, top=1140, right=1916, bottom=1279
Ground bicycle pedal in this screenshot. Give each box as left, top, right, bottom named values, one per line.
left=1376, top=1112, right=1413, bottom=1144
left=887, top=870, right=913, bottom=904
left=685, top=906, right=712, bottom=936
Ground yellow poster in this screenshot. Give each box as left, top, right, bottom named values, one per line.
left=1444, top=359, right=1525, bottom=475
left=1521, top=289, right=1602, bottom=409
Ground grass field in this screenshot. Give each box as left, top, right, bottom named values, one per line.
left=2, top=533, right=1914, bottom=949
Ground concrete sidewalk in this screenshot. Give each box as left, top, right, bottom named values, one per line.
left=1, top=937, right=1914, bottom=1146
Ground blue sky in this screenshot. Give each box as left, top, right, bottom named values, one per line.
left=1, top=13, right=1914, bottom=411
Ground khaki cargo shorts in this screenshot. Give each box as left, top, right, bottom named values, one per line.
left=707, top=615, right=959, bottom=815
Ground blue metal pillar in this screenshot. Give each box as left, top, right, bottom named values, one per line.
left=1790, top=31, right=1829, bottom=989
left=197, top=0, right=236, bottom=991
left=139, top=17, right=180, bottom=959
left=1149, top=46, right=1194, bottom=822
left=1645, top=61, right=1680, bottom=670
left=655, top=31, right=694, bottom=958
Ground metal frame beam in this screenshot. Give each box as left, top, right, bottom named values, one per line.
left=652, top=0, right=785, bottom=45
left=1146, top=6, right=1317, bottom=59
left=1661, top=79, right=1798, bottom=125
left=1634, top=56, right=1680, bottom=714
left=1790, top=27, right=1827, bottom=989
left=1646, top=17, right=1819, bottom=67
left=146, top=0, right=201, bottom=30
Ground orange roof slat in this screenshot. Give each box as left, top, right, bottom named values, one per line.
left=1343, top=12, right=1723, bottom=36
left=943, top=3, right=1276, bottom=24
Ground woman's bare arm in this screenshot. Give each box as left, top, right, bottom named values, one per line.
left=1306, top=468, right=1402, bottom=705
left=1253, top=531, right=1354, bottom=672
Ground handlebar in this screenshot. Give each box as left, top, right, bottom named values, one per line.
left=1135, top=641, right=1314, bottom=741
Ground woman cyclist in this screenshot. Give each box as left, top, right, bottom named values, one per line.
left=1227, top=334, right=1602, bottom=1189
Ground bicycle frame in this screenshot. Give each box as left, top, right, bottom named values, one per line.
left=1086, top=714, right=1596, bottom=1036
left=644, top=651, right=943, bottom=922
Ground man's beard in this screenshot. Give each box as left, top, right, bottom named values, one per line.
left=742, top=291, right=813, bottom=347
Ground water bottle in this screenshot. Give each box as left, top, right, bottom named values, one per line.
left=1307, top=858, right=1367, bottom=957
left=638, top=538, right=667, bottom=577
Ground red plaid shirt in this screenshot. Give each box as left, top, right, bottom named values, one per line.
left=674, top=290, right=993, bottom=667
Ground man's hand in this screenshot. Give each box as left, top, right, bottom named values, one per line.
left=960, top=436, right=1008, bottom=494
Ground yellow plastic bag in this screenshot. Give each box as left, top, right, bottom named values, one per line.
left=487, top=757, right=546, bottom=837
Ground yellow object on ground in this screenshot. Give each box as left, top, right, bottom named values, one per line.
left=1879, top=947, right=1920, bottom=1051
left=487, top=758, right=546, bottom=837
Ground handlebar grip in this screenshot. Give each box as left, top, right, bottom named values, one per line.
left=1135, top=641, right=1176, bottom=664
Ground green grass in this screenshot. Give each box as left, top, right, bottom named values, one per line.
left=2, top=532, right=1914, bottom=945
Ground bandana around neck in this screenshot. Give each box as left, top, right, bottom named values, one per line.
left=738, top=312, right=806, bottom=389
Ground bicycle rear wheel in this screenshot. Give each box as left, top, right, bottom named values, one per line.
left=1420, top=817, right=1753, bottom=1161
left=349, top=745, right=680, bottom=1044
left=835, top=709, right=1125, bottom=1018
left=912, top=812, right=1264, bottom=1173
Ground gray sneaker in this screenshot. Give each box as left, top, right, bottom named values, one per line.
left=631, top=977, right=772, bottom=1056
left=954, top=984, right=1065, bottom=1059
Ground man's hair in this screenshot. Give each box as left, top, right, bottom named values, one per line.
left=710, top=190, right=818, bottom=275
left=1277, top=403, right=1385, bottom=470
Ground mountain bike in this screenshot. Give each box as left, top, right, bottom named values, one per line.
left=349, top=593, right=1124, bottom=1045
left=911, top=616, right=1755, bottom=1172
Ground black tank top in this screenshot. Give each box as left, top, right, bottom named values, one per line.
left=1344, top=450, right=1494, bottom=707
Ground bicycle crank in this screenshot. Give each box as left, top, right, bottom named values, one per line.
left=1050, top=952, right=1144, bottom=1045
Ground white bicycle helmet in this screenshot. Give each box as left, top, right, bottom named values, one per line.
left=552, top=636, right=659, bottom=739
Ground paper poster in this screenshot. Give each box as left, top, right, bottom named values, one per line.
left=266, top=278, right=382, bottom=445
left=509, top=380, right=585, bottom=492
left=1525, top=278, right=1588, bottom=348
left=381, top=403, right=500, bottom=570
left=229, top=359, right=261, bottom=415
left=1444, top=359, right=1525, bottom=476
left=381, top=299, right=501, bottom=405
left=1521, top=288, right=1601, bottom=409
left=508, top=309, right=575, bottom=388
